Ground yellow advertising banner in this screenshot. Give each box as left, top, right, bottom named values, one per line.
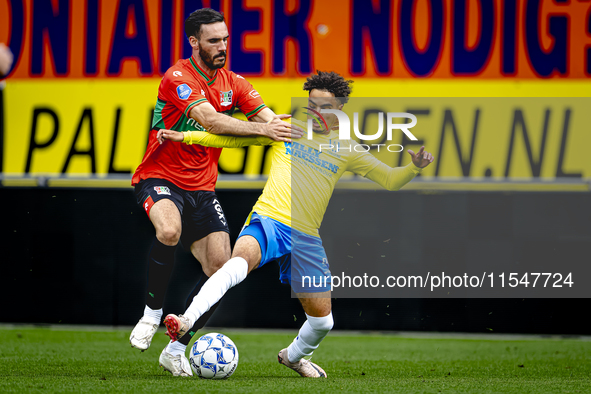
left=2, top=79, right=590, bottom=189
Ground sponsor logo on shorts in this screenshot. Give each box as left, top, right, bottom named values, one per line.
left=220, top=90, right=233, bottom=107
left=212, top=199, right=227, bottom=226
left=154, top=186, right=171, bottom=195
left=177, top=84, right=192, bottom=100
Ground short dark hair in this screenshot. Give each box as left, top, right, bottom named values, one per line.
left=185, top=8, right=225, bottom=40
left=303, top=70, right=353, bottom=104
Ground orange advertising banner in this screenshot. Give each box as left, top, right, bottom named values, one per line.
left=1, top=0, right=590, bottom=79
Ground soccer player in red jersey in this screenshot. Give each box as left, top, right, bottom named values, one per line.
left=129, top=8, right=302, bottom=377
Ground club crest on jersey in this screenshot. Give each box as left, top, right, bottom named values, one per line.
left=154, top=186, right=171, bottom=195
left=220, top=90, right=233, bottom=107
left=177, top=84, right=192, bottom=100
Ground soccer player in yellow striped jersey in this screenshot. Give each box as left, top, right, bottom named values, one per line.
left=158, top=71, right=434, bottom=378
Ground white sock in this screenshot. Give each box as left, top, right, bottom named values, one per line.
left=143, top=305, right=162, bottom=325
left=166, top=340, right=187, bottom=357
left=287, top=313, right=334, bottom=363
left=185, top=257, right=249, bottom=326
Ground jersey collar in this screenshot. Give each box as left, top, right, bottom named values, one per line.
left=190, top=56, right=218, bottom=86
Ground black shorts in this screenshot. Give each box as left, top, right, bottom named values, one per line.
left=135, top=178, right=229, bottom=247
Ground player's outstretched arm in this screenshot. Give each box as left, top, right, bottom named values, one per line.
left=247, top=107, right=299, bottom=126
left=364, top=146, right=434, bottom=191
left=189, top=102, right=302, bottom=142
left=248, top=108, right=306, bottom=138
left=247, top=106, right=276, bottom=123
left=157, top=128, right=267, bottom=148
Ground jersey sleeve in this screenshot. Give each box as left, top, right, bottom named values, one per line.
left=162, top=72, right=209, bottom=118
left=347, top=141, right=422, bottom=190
left=184, top=130, right=272, bottom=148
left=364, top=162, right=423, bottom=191
left=346, top=142, right=382, bottom=177
left=231, top=73, right=267, bottom=119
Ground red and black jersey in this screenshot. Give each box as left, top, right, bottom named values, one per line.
left=132, top=56, right=267, bottom=191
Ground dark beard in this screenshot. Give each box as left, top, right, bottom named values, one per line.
left=199, top=47, right=226, bottom=70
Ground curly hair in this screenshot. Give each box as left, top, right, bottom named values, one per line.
left=303, top=70, right=354, bottom=104
left=185, top=8, right=225, bottom=40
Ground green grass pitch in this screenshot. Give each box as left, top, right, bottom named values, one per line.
left=1, top=326, right=590, bottom=393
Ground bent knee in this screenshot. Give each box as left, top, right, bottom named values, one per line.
left=308, top=312, right=334, bottom=332
left=157, top=226, right=181, bottom=245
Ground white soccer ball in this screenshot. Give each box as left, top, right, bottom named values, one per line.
left=189, top=332, right=239, bottom=379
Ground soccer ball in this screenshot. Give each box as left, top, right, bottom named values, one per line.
left=189, top=333, right=239, bottom=379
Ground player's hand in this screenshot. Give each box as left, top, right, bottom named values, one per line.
left=407, top=146, right=434, bottom=168
left=265, top=114, right=304, bottom=142
left=157, top=129, right=184, bottom=144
